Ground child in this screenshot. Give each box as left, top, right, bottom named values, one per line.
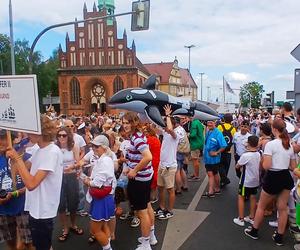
left=233, top=135, right=261, bottom=226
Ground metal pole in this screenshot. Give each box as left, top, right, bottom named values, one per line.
left=184, top=45, right=195, bottom=95
left=0, top=60, right=3, bottom=75
left=9, top=0, right=15, bottom=75
left=28, top=10, right=137, bottom=73
left=199, top=72, right=204, bottom=101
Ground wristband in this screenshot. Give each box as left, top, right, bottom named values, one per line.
left=12, top=191, right=18, bottom=198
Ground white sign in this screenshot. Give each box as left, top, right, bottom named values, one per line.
left=0, top=75, right=41, bottom=134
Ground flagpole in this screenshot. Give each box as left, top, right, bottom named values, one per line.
left=223, top=76, right=226, bottom=104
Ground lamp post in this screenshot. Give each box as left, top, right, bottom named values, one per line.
left=9, top=0, right=15, bottom=75
left=199, top=72, right=204, bottom=101
left=184, top=44, right=195, bottom=95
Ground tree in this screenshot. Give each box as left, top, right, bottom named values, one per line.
left=240, top=81, right=264, bottom=108
left=0, top=33, right=59, bottom=107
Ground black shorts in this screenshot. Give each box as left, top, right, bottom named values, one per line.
left=29, top=216, right=54, bottom=250
left=127, top=179, right=151, bottom=211
left=238, top=185, right=258, bottom=197
left=262, top=169, right=294, bottom=195
left=205, top=164, right=219, bottom=175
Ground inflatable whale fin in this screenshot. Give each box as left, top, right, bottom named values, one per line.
left=145, top=105, right=166, bottom=127
left=172, top=108, right=194, bottom=117
left=142, top=75, right=157, bottom=90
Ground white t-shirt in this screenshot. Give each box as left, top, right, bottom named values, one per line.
left=73, top=133, right=86, bottom=149
left=238, top=151, right=261, bottom=188
left=233, top=132, right=251, bottom=156
left=160, top=126, right=185, bottom=168
left=264, top=139, right=295, bottom=171
left=25, top=143, right=63, bottom=219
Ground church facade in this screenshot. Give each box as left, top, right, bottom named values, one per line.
left=58, top=0, right=149, bottom=115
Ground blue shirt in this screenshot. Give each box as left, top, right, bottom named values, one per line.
left=204, top=128, right=227, bottom=165
left=0, top=155, right=25, bottom=216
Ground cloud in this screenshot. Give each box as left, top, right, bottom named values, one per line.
left=226, top=72, right=250, bottom=82
left=272, top=74, right=294, bottom=81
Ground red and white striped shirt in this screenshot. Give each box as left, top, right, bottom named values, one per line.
left=127, top=132, right=153, bottom=182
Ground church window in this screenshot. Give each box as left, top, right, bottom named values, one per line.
left=118, top=50, right=124, bottom=65
left=108, top=36, right=114, bottom=47
left=80, top=52, right=86, bottom=66
left=98, top=23, right=104, bottom=47
left=70, top=78, right=81, bottom=105
left=113, top=76, right=124, bottom=94
left=79, top=38, right=85, bottom=48
left=108, top=51, right=114, bottom=65
left=99, top=51, right=105, bottom=65
left=89, top=52, right=95, bottom=66
left=127, top=56, right=132, bottom=66
left=70, top=52, right=76, bottom=66
left=88, top=23, right=94, bottom=48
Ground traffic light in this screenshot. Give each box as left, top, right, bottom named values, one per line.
left=266, top=91, right=275, bottom=107
left=131, top=0, right=150, bottom=31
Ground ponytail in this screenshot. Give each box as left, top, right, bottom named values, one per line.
left=272, top=119, right=290, bottom=150
left=279, top=128, right=290, bottom=150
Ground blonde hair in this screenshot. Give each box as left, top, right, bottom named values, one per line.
left=41, top=115, right=57, bottom=142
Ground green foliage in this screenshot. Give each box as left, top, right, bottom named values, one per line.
left=240, top=81, right=264, bottom=108
left=0, top=33, right=59, bottom=106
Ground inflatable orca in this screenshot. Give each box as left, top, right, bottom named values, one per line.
left=109, top=75, right=219, bottom=127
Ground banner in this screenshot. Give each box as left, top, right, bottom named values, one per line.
left=0, top=75, right=41, bottom=134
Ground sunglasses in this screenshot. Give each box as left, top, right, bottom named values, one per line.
left=57, top=134, right=67, bottom=138
left=65, top=125, right=74, bottom=128
left=91, top=144, right=101, bottom=149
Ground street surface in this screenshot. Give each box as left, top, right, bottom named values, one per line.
left=0, top=160, right=295, bottom=250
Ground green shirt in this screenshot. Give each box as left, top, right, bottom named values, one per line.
left=189, top=119, right=204, bottom=150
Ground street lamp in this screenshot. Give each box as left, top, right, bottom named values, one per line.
left=199, top=72, right=205, bottom=101
left=184, top=44, right=195, bottom=95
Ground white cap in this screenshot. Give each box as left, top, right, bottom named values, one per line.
left=91, top=135, right=109, bottom=147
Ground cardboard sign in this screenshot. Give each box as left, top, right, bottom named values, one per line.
left=0, top=75, right=41, bottom=134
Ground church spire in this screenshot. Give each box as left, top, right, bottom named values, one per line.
left=93, top=2, right=97, bottom=12
left=123, top=29, right=127, bottom=38
left=83, top=2, right=87, bottom=12
left=132, top=39, right=136, bottom=52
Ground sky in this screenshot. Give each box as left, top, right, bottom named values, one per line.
left=1, top=0, right=300, bottom=104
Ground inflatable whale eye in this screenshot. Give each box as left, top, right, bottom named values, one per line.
left=109, top=74, right=219, bottom=127
left=126, top=95, right=133, bottom=101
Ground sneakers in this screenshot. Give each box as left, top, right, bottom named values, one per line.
left=244, top=216, right=254, bottom=225
left=294, top=243, right=300, bottom=250
left=202, top=192, right=215, bottom=198
left=188, top=175, right=200, bottom=182
left=120, top=212, right=132, bottom=220
left=158, top=210, right=174, bottom=220
left=76, top=210, right=88, bottom=217
left=269, top=220, right=278, bottom=228
left=135, top=244, right=152, bottom=250
left=290, top=225, right=300, bottom=234
left=131, top=217, right=140, bottom=228
left=272, top=231, right=283, bottom=246
left=233, top=217, right=245, bottom=226
left=244, top=227, right=258, bottom=240
left=138, top=236, right=158, bottom=246
left=154, top=207, right=164, bottom=217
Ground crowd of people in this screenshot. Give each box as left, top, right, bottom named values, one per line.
left=1, top=101, right=300, bottom=249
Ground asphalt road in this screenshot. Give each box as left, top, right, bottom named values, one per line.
left=0, top=160, right=297, bottom=250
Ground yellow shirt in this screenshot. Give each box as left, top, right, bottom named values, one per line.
left=217, top=123, right=236, bottom=153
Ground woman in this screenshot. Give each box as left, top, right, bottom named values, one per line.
left=143, top=123, right=161, bottom=202
left=56, top=127, right=83, bottom=241
left=6, top=115, right=63, bottom=250
left=82, top=135, right=115, bottom=250
left=122, top=112, right=156, bottom=250
left=245, top=118, right=296, bottom=246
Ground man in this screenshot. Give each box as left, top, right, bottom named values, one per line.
left=155, top=105, right=185, bottom=220
left=203, top=120, right=227, bottom=197
left=217, top=113, right=236, bottom=187
left=188, top=118, right=205, bottom=181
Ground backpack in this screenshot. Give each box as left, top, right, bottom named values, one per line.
left=221, top=124, right=233, bottom=152
left=177, top=132, right=190, bottom=154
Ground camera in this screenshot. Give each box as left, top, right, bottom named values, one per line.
left=0, top=189, right=8, bottom=199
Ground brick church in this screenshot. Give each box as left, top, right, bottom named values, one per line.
left=58, top=0, right=197, bottom=115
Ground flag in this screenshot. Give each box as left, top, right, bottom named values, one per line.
left=224, top=78, right=235, bottom=94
